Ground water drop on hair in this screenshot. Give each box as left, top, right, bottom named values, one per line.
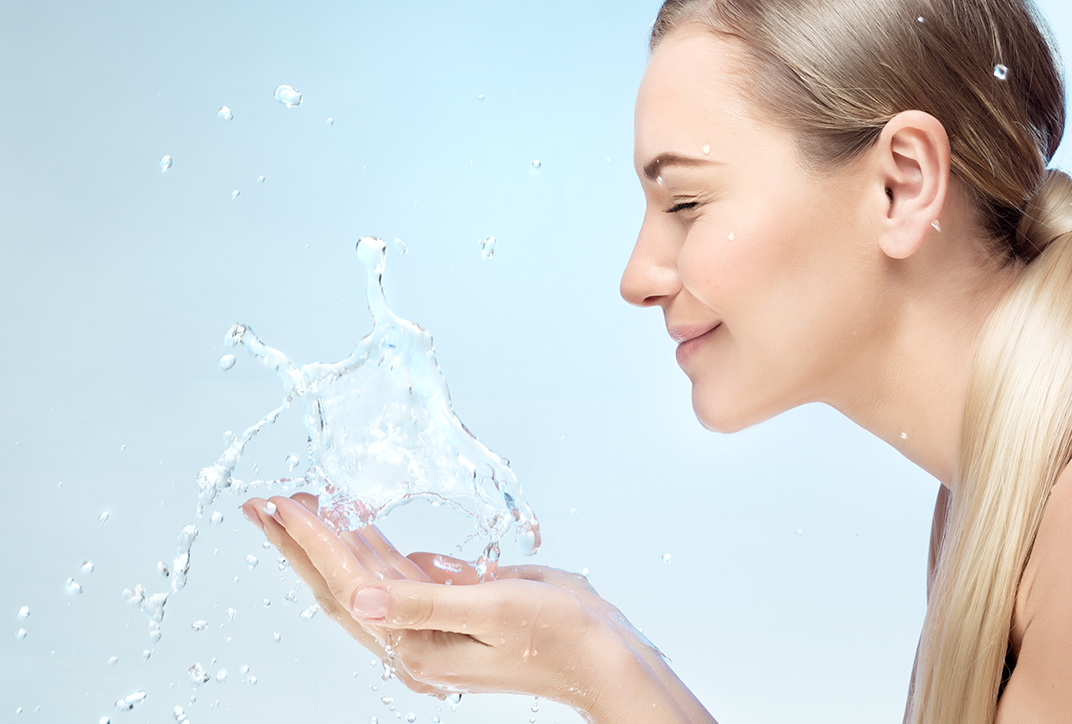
left=994, top=64, right=1009, bottom=80
left=274, top=85, right=302, bottom=108
left=218, top=106, right=233, bottom=121
left=160, top=155, right=172, bottom=172
left=917, top=16, right=925, bottom=23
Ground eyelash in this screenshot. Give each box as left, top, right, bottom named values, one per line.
left=664, top=201, right=699, bottom=214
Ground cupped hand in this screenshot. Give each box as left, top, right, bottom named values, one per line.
left=240, top=494, right=654, bottom=711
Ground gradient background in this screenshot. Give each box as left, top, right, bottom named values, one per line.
left=2, top=1, right=1070, bottom=722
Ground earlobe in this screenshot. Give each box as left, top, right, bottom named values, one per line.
left=873, top=111, right=950, bottom=260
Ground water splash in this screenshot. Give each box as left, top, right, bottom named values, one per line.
left=195, top=237, right=539, bottom=578
left=124, top=525, right=197, bottom=640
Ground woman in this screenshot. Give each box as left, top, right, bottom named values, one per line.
left=242, top=0, right=1072, bottom=721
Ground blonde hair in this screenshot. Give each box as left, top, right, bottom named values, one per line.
left=650, top=1, right=1072, bottom=721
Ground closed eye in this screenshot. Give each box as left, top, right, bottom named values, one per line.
left=664, top=201, right=699, bottom=214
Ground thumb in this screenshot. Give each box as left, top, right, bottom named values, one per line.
left=350, top=580, right=492, bottom=633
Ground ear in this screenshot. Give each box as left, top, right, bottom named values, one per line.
left=870, top=111, right=950, bottom=260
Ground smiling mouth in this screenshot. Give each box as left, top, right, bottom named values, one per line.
left=672, top=323, right=721, bottom=366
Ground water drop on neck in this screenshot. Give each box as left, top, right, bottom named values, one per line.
left=274, top=85, right=302, bottom=108
left=218, top=106, right=233, bottom=121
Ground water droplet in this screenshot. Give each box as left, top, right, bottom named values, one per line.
left=371, top=718, right=379, bottom=724
left=431, top=718, right=440, bottom=724
left=191, top=620, right=208, bottom=632
left=277, top=556, right=289, bottom=570
left=98, top=512, right=110, bottom=525
left=15, top=627, right=27, bottom=640
left=994, top=64, right=1009, bottom=80
left=81, top=560, right=94, bottom=573
left=273, top=632, right=281, bottom=642
left=300, top=604, right=319, bottom=620
left=263, top=598, right=271, bottom=608
left=107, top=655, right=118, bottom=665
left=407, top=715, right=417, bottom=723
left=917, top=15, right=925, bottom=23
left=142, top=649, right=152, bottom=661
left=158, top=561, right=171, bottom=578
left=326, top=117, right=334, bottom=126
left=580, top=567, right=590, bottom=576
left=661, top=553, right=672, bottom=563
left=149, top=628, right=162, bottom=643
left=381, top=697, right=394, bottom=706
left=479, top=236, right=497, bottom=260
left=433, top=555, right=463, bottom=573
left=477, top=94, right=485, bottom=100
left=258, top=175, right=265, bottom=183
left=447, top=693, right=463, bottom=708
left=216, top=668, right=228, bottom=682
left=285, top=454, right=299, bottom=471
left=656, top=175, right=663, bottom=185
left=114, top=691, right=147, bottom=711
left=728, top=231, right=735, bottom=241
left=263, top=501, right=277, bottom=516
left=99, top=717, right=109, bottom=724
left=17, top=606, right=29, bottom=619
left=532, top=159, right=541, bottom=169
left=901, top=432, right=909, bottom=439
left=702, top=144, right=711, bottom=155
left=531, top=697, right=539, bottom=713
left=248, top=675, right=258, bottom=685
left=65, top=578, right=83, bottom=595
left=240, top=664, right=249, bottom=674
left=795, top=529, right=803, bottom=538
left=393, top=238, right=408, bottom=255
left=210, top=511, right=224, bottom=526
left=174, top=705, right=188, bottom=723
left=160, top=155, right=172, bottom=172
left=232, top=190, right=240, bottom=200
left=931, top=220, right=942, bottom=232
left=219, top=354, right=236, bottom=371
left=274, top=85, right=302, bottom=108
left=188, top=663, right=209, bottom=687
left=225, top=607, right=237, bottom=621
left=245, top=554, right=259, bottom=569
left=218, top=106, right=233, bottom=121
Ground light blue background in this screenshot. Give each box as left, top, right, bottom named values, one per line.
left=2, top=1, right=1070, bottom=722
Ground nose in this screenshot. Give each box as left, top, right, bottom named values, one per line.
left=620, top=211, right=681, bottom=308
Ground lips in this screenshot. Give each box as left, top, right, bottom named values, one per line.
left=671, top=323, right=721, bottom=366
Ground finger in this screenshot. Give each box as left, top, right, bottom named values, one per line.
left=339, top=528, right=404, bottom=581
left=359, top=526, right=433, bottom=583
left=291, top=491, right=319, bottom=514
left=407, top=552, right=480, bottom=585
left=266, top=495, right=382, bottom=615
left=352, top=577, right=538, bottom=636
left=497, top=564, right=598, bottom=595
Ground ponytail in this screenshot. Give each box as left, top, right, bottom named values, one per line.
left=908, top=169, right=1072, bottom=724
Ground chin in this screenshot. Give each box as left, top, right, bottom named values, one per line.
left=691, top=386, right=778, bottom=434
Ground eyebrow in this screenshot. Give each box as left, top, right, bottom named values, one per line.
left=642, top=153, right=719, bottom=181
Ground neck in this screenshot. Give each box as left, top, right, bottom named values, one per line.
left=829, top=247, right=1023, bottom=487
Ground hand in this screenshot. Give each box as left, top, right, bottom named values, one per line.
left=241, top=494, right=715, bottom=723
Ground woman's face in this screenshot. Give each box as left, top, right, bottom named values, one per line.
left=623, top=29, right=888, bottom=432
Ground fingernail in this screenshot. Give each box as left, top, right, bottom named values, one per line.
left=351, top=587, right=390, bottom=620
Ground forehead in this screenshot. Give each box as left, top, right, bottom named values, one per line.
left=634, top=29, right=761, bottom=161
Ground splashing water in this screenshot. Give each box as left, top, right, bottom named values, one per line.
left=195, top=236, right=539, bottom=579
left=124, top=525, right=197, bottom=640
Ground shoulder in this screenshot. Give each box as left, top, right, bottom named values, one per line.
left=995, top=459, right=1072, bottom=723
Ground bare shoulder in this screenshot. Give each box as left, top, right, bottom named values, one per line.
left=995, top=459, right=1072, bottom=723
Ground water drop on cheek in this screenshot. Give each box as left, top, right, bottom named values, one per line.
left=702, top=144, right=711, bottom=155
left=728, top=231, right=734, bottom=241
